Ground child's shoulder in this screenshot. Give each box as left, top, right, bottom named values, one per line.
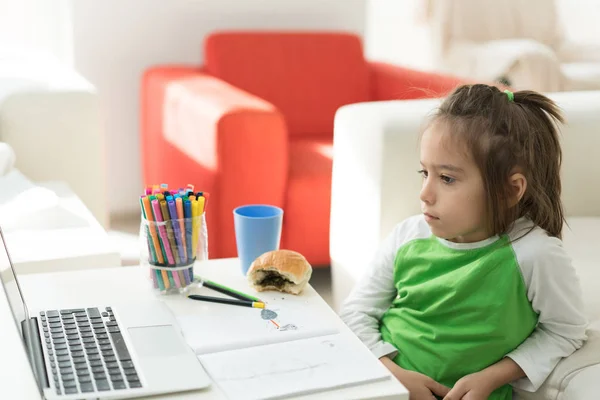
left=508, top=218, right=569, bottom=268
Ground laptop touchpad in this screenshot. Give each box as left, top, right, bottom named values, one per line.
left=128, top=326, right=189, bottom=357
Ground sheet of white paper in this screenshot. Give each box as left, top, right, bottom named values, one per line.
left=198, top=334, right=390, bottom=400
left=177, top=300, right=339, bottom=355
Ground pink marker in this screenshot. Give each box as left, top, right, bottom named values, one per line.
left=151, top=199, right=175, bottom=265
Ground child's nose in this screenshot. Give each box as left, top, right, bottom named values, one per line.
left=420, top=180, right=435, bottom=204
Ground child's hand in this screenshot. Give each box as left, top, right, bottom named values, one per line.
left=443, top=370, right=494, bottom=400
left=380, top=356, right=450, bottom=400
left=443, top=357, right=525, bottom=399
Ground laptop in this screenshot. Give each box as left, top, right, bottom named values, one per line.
left=0, top=225, right=211, bottom=399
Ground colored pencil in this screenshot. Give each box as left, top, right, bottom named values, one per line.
left=187, top=295, right=265, bottom=309
left=196, top=276, right=262, bottom=302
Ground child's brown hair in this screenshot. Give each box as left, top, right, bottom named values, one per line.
left=432, top=84, right=565, bottom=238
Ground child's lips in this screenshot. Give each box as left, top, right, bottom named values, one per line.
left=423, top=212, right=439, bottom=221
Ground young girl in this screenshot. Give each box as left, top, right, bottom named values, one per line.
left=340, top=84, right=588, bottom=400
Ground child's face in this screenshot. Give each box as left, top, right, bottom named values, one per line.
left=419, top=123, right=489, bottom=243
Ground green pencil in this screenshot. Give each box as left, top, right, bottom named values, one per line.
left=194, top=275, right=262, bottom=302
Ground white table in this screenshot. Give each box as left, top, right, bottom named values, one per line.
left=2, top=258, right=408, bottom=400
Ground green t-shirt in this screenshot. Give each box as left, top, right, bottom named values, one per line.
left=380, top=233, right=537, bottom=400
left=340, top=215, right=587, bottom=399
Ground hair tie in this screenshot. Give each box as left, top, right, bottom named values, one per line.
left=504, top=90, right=514, bottom=102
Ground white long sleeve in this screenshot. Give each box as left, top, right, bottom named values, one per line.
left=339, top=216, right=428, bottom=359
left=507, top=228, right=588, bottom=391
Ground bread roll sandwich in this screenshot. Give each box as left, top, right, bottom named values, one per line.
left=247, top=250, right=312, bottom=295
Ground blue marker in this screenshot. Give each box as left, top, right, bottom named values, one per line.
left=167, top=199, right=187, bottom=264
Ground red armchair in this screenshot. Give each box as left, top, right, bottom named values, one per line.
left=141, top=31, right=465, bottom=266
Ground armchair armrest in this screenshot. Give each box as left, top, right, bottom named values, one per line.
left=330, top=98, right=439, bottom=311
left=141, top=65, right=203, bottom=183
left=163, top=75, right=288, bottom=257
left=369, top=61, right=464, bottom=101
left=513, top=328, right=600, bottom=400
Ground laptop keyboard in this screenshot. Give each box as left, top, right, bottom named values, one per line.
left=39, top=307, right=142, bottom=395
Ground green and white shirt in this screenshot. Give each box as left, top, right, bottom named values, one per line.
left=340, top=215, right=587, bottom=397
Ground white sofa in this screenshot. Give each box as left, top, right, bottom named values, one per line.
left=330, top=91, right=600, bottom=399
left=425, top=0, right=600, bottom=92
left=0, top=51, right=109, bottom=228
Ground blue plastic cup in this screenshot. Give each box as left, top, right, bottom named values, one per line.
left=233, top=204, right=283, bottom=276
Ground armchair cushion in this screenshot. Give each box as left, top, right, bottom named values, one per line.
left=561, top=358, right=600, bottom=399
left=285, top=137, right=333, bottom=265
left=205, top=32, right=370, bottom=137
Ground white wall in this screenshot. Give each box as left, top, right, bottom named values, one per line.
left=71, top=0, right=366, bottom=216
left=557, top=0, right=600, bottom=44
left=364, top=0, right=434, bottom=70
left=0, top=0, right=73, bottom=64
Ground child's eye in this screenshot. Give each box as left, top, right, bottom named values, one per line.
left=441, top=175, right=455, bottom=184
left=417, top=169, right=428, bottom=178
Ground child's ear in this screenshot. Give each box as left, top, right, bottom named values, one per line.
left=508, top=171, right=527, bottom=207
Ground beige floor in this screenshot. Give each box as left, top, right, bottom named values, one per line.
left=108, top=213, right=334, bottom=307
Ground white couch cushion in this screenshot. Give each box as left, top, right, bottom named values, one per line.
left=515, top=327, right=600, bottom=400
left=561, top=359, right=600, bottom=400
left=563, top=62, right=600, bottom=91
left=562, top=217, right=600, bottom=323
left=514, top=217, right=600, bottom=399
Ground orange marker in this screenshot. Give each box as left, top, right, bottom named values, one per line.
left=142, top=197, right=164, bottom=264
left=143, top=195, right=169, bottom=289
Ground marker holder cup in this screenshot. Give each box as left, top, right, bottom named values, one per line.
left=140, top=213, right=208, bottom=294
